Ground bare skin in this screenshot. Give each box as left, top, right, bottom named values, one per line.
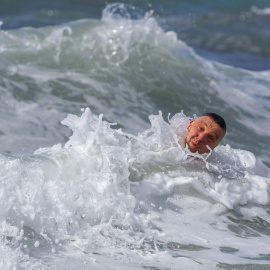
left=185, top=116, right=225, bottom=154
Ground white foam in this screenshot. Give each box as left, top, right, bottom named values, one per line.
left=0, top=3, right=270, bottom=267
left=1, top=108, right=270, bottom=269
left=251, top=6, right=270, bottom=16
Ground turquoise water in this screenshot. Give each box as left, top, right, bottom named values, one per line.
left=0, top=1, right=270, bottom=269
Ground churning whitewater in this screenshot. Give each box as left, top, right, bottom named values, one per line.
left=1, top=108, right=270, bottom=269
left=0, top=2, right=270, bottom=270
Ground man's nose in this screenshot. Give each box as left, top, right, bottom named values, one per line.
left=197, top=133, right=206, bottom=142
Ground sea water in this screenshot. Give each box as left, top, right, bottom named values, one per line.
left=0, top=2, right=270, bottom=270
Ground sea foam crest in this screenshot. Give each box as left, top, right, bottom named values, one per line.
left=1, top=108, right=270, bottom=265
left=99, top=3, right=185, bottom=66
left=126, top=111, right=270, bottom=210
left=0, top=108, right=150, bottom=260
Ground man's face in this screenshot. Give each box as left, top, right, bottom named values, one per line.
left=185, top=116, right=224, bottom=154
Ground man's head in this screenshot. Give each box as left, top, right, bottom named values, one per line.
left=185, top=113, right=226, bottom=154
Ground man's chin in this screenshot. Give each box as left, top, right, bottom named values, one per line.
left=187, top=145, right=198, bottom=153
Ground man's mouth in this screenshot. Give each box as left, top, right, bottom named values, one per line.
left=190, top=140, right=198, bottom=147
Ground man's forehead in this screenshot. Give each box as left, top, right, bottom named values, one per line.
left=195, top=116, right=224, bottom=136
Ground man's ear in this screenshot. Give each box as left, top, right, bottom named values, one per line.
left=187, top=120, right=194, bottom=130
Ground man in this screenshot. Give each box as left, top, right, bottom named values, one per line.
left=185, top=113, right=226, bottom=154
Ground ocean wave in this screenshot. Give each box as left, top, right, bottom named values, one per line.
left=1, top=107, right=270, bottom=269
left=1, top=3, right=270, bottom=269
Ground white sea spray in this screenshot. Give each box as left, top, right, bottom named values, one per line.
left=1, top=108, right=270, bottom=269
left=0, top=3, right=270, bottom=269
left=0, top=3, right=270, bottom=168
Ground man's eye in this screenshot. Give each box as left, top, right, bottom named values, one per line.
left=199, top=126, right=204, bottom=131
left=208, top=136, right=214, bottom=142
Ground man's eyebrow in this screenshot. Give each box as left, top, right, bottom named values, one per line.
left=212, top=130, right=223, bottom=140
left=198, top=120, right=207, bottom=126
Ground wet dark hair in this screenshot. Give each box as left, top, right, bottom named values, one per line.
left=202, top=112, right=226, bottom=136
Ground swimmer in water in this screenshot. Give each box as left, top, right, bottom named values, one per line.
left=185, top=113, right=226, bottom=154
